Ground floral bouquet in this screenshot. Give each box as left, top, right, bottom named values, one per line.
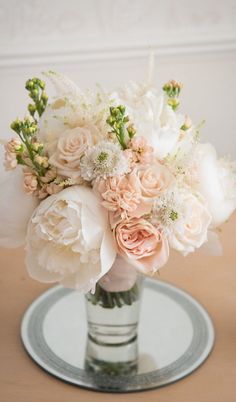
left=1, top=72, right=236, bottom=308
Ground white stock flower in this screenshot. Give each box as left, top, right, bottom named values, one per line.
left=112, top=83, right=184, bottom=159
left=80, top=141, right=129, bottom=181
left=168, top=189, right=212, bottom=255
left=26, top=186, right=116, bottom=292
left=194, top=143, right=236, bottom=227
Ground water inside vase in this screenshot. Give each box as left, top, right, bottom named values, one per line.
left=84, top=281, right=142, bottom=375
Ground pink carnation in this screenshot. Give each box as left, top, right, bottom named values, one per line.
left=114, top=217, right=169, bottom=274
left=95, top=172, right=151, bottom=218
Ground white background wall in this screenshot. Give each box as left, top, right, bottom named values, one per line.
left=0, top=0, right=236, bottom=156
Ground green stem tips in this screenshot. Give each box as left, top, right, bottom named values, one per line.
left=106, top=105, right=136, bottom=149
left=10, top=78, right=49, bottom=178
left=25, top=77, right=48, bottom=121
left=86, top=282, right=140, bottom=309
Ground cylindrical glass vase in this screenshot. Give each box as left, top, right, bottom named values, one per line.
left=84, top=261, right=143, bottom=376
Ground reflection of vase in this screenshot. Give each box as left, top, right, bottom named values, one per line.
left=85, top=273, right=143, bottom=376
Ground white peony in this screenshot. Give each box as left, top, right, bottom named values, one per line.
left=112, top=83, right=184, bottom=159
left=26, top=186, right=116, bottom=292
left=194, top=143, right=236, bottom=227
left=168, top=190, right=212, bottom=255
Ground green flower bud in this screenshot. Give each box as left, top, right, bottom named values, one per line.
left=163, top=80, right=183, bottom=98
left=114, top=121, right=122, bottom=130
left=41, top=91, right=48, bottom=102
left=38, top=79, right=45, bottom=89
left=32, top=142, right=43, bottom=152
left=167, top=98, right=180, bottom=110
left=28, top=104, right=36, bottom=114
left=15, top=143, right=24, bottom=153
left=10, top=119, right=21, bottom=132
left=28, top=126, right=37, bottom=135
left=32, top=88, right=39, bottom=98
left=127, top=124, right=136, bottom=138
left=106, top=116, right=115, bottom=125
left=25, top=79, right=34, bottom=90
left=112, top=108, right=119, bottom=117
left=118, top=105, right=125, bottom=114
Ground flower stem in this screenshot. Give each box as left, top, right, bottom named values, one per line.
left=86, top=283, right=140, bottom=309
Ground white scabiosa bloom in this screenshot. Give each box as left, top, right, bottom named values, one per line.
left=80, top=141, right=129, bottom=181
left=151, top=191, right=182, bottom=230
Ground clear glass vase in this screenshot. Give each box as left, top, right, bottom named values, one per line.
left=84, top=272, right=143, bottom=376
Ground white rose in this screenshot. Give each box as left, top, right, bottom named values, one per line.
left=194, top=143, right=236, bottom=227
left=168, top=190, right=212, bottom=255
left=112, top=84, right=184, bottom=159
left=26, top=186, right=116, bottom=292
left=49, top=127, right=93, bottom=180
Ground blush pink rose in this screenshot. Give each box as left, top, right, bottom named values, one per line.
left=114, top=217, right=169, bottom=273
left=49, top=127, right=92, bottom=180
left=94, top=173, right=151, bottom=218
left=133, top=161, right=173, bottom=202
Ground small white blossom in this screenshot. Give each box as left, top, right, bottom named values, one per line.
left=80, top=141, right=129, bottom=181
left=151, top=191, right=181, bottom=231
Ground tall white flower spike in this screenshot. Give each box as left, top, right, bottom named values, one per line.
left=43, top=71, right=83, bottom=102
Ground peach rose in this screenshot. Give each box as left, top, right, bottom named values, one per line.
left=114, top=217, right=169, bottom=273
left=133, top=161, right=173, bottom=202
left=49, top=127, right=92, bottom=180
left=95, top=172, right=151, bottom=218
